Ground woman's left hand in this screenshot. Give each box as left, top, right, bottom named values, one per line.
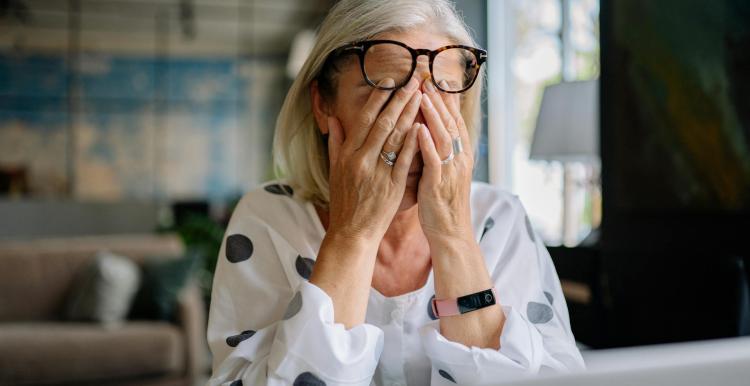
left=416, top=78, right=475, bottom=242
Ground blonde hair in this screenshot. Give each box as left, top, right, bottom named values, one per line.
left=272, top=0, right=484, bottom=210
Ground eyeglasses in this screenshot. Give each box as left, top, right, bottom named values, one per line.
left=330, top=39, right=487, bottom=94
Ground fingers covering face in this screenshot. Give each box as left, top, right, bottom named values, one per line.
left=382, top=90, right=422, bottom=153
left=362, top=76, right=421, bottom=157
left=391, top=123, right=421, bottom=183
left=344, top=78, right=396, bottom=152
left=326, top=116, right=343, bottom=165
left=417, top=123, right=442, bottom=184
left=420, top=79, right=453, bottom=160
left=437, top=80, right=472, bottom=158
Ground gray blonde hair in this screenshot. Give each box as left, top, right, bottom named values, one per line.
left=272, top=0, right=484, bottom=210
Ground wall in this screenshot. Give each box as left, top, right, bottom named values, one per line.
left=0, top=53, right=287, bottom=200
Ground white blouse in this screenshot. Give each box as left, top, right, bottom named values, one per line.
left=206, top=180, right=585, bottom=386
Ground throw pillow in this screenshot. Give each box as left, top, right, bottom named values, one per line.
left=65, top=250, right=141, bottom=325
left=128, top=251, right=199, bottom=322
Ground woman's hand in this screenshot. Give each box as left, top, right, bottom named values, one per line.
left=416, top=78, right=475, bottom=242
left=312, top=77, right=421, bottom=329
left=325, top=76, right=422, bottom=246
left=415, top=80, right=504, bottom=349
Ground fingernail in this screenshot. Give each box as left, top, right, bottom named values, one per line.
left=405, top=77, right=419, bottom=92
left=438, top=79, right=449, bottom=90
left=424, top=79, right=436, bottom=93
left=378, top=78, right=395, bottom=88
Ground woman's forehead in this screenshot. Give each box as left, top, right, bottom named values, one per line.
left=371, top=27, right=455, bottom=51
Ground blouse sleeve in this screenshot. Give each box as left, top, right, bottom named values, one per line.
left=206, top=197, right=384, bottom=386
left=418, top=195, right=585, bottom=385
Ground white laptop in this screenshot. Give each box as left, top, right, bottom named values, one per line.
left=500, top=336, right=750, bottom=386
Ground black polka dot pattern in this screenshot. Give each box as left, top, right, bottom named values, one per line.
left=480, top=217, right=495, bottom=241
left=427, top=294, right=437, bottom=320
left=544, top=291, right=554, bottom=305
left=438, top=369, right=457, bottom=383
left=226, top=330, right=256, bottom=347
left=283, top=291, right=303, bottom=320
left=295, top=255, right=315, bottom=280
left=226, top=234, right=253, bottom=263
left=293, top=371, right=326, bottom=386
left=264, top=183, right=294, bottom=196
left=525, top=215, right=536, bottom=243
left=229, top=380, right=242, bottom=386
left=527, top=301, right=553, bottom=324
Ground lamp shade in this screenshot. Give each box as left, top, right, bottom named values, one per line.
left=529, top=79, right=599, bottom=162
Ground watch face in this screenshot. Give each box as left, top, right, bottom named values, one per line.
left=457, top=289, right=497, bottom=314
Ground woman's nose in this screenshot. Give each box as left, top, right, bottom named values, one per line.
left=413, top=57, right=431, bottom=86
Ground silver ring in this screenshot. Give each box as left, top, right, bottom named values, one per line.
left=440, top=150, right=454, bottom=164
left=380, top=150, right=397, bottom=166
left=439, top=137, right=462, bottom=164
left=452, top=136, right=463, bottom=155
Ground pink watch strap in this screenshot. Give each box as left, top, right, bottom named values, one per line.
left=432, top=296, right=460, bottom=317
left=431, top=287, right=498, bottom=318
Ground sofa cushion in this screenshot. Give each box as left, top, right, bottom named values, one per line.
left=0, top=322, right=185, bottom=385
left=65, top=250, right=142, bottom=325
left=0, top=234, right=184, bottom=322
left=129, top=252, right=199, bottom=322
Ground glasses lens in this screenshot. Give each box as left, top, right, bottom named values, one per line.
left=433, top=48, right=479, bottom=92
left=363, top=42, right=413, bottom=88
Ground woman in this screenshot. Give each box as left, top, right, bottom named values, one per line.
left=207, top=1, right=584, bottom=385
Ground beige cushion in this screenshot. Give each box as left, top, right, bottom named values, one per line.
left=65, top=250, right=142, bottom=324
left=0, top=234, right=184, bottom=322
left=0, top=322, right=185, bottom=385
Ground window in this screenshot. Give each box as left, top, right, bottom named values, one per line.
left=488, top=0, right=600, bottom=245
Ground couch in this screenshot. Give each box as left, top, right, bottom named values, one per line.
left=0, top=234, right=208, bottom=386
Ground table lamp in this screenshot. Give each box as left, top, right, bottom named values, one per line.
left=530, top=79, right=599, bottom=246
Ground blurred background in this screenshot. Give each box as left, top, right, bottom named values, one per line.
left=0, top=0, right=748, bottom=385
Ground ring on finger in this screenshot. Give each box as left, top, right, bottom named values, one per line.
left=380, top=126, right=408, bottom=167
left=439, top=137, right=463, bottom=164
left=440, top=150, right=454, bottom=164
left=380, top=150, right=397, bottom=166
left=452, top=136, right=463, bottom=155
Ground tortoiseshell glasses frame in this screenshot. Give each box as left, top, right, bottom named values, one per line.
left=329, top=39, right=487, bottom=94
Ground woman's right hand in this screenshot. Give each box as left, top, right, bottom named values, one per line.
left=325, top=76, right=423, bottom=246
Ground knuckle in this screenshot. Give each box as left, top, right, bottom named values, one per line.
left=352, top=155, right=368, bottom=173
left=386, top=131, right=403, bottom=148
left=375, top=116, right=396, bottom=132
left=396, top=87, right=413, bottom=101
left=360, top=111, right=377, bottom=127
left=455, top=117, right=466, bottom=130
left=446, top=118, right=457, bottom=133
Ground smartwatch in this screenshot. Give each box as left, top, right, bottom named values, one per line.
left=431, top=287, right=498, bottom=318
